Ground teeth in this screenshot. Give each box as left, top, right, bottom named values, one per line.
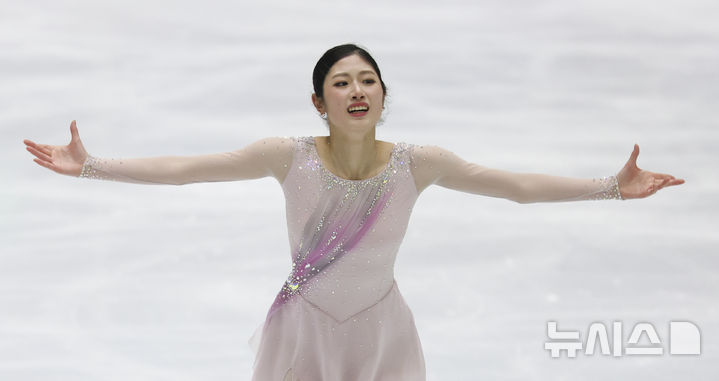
left=348, top=106, right=368, bottom=113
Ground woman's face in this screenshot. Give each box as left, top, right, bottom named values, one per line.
left=314, top=54, right=385, bottom=130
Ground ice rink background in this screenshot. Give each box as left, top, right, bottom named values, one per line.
left=2, top=0, right=718, bottom=379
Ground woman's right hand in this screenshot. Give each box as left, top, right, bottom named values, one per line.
left=24, top=120, right=89, bottom=177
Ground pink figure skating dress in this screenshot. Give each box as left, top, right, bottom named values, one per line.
left=248, top=136, right=425, bottom=380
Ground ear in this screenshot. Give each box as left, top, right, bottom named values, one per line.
left=311, top=93, right=325, bottom=114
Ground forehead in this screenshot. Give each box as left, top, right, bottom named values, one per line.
left=327, top=54, right=376, bottom=77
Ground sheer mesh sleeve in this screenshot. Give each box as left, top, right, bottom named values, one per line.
left=79, top=136, right=295, bottom=185
left=408, top=144, right=623, bottom=203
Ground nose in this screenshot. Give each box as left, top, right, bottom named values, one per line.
left=350, top=81, right=365, bottom=99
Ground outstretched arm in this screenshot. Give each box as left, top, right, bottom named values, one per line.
left=24, top=120, right=294, bottom=185
left=409, top=144, right=683, bottom=203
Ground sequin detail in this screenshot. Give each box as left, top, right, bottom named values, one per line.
left=586, top=176, right=623, bottom=200
left=265, top=137, right=412, bottom=322
left=79, top=155, right=114, bottom=181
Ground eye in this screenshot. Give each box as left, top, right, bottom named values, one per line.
left=333, top=81, right=348, bottom=87
left=363, top=79, right=376, bottom=84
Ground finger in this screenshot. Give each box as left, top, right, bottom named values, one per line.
left=33, top=158, right=58, bottom=172
left=651, top=172, right=676, bottom=180
left=26, top=146, right=52, bottom=162
left=70, top=120, right=80, bottom=142
left=23, top=140, right=52, bottom=156
left=656, top=178, right=671, bottom=190
left=655, top=177, right=686, bottom=192
left=653, top=173, right=683, bottom=190
left=38, top=145, right=53, bottom=156
left=23, top=139, right=40, bottom=149
left=628, top=144, right=640, bottom=168
left=32, top=142, right=53, bottom=156
left=666, top=179, right=685, bottom=187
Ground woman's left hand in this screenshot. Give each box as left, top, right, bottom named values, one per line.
left=616, top=144, right=685, bottom=199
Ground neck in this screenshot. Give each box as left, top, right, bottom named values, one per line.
left=321, top=128, right=381, bottom=180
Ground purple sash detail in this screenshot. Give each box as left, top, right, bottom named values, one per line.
left=265, top=177, right=394, bottom=323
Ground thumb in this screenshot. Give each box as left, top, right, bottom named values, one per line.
left=70, top=120, right=80, bottom=142
left=628, top=143, right=640, bottom=168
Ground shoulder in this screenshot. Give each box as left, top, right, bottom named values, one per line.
left=402, top=143, right=470, bottom=193
left=403, top=143, right=456, bottom=165
left=245, top=136, right=308, bottom=156
left=242, top=136, right=300, bottom=182
left=253, top=136, right=300, bottom=148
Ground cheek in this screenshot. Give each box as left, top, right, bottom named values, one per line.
left=323, top=89, right=342, bottom=107
left=327, top=94, right=347, bottom=111
left=372, top=91, right=385, bottom=108
left=329, top=99, right=345, bottom=113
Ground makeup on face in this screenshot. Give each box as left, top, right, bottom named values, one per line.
left=322, top=55, right=384, bottom=124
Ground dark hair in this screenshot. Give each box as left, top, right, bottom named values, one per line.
left=312, top=43, right=388, bottom=99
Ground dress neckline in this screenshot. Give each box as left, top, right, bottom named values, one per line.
left=309, top=136, right=397, bottom=183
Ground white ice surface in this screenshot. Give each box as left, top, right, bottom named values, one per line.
left=2, top=0, right=718, bottom=379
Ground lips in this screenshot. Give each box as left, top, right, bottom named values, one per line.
left=347, top=102, right=369, bottom=114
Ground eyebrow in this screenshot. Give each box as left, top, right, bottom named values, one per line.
left=330, top=70, right=377, bottom=79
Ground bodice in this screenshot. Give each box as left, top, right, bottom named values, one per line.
left=279, top=136, right=419, bottom=322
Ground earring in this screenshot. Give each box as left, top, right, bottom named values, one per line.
left=320, top=112, right=327, bottom=120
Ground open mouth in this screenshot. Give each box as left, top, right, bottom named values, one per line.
left=347, top=103, right=369, bottom=116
